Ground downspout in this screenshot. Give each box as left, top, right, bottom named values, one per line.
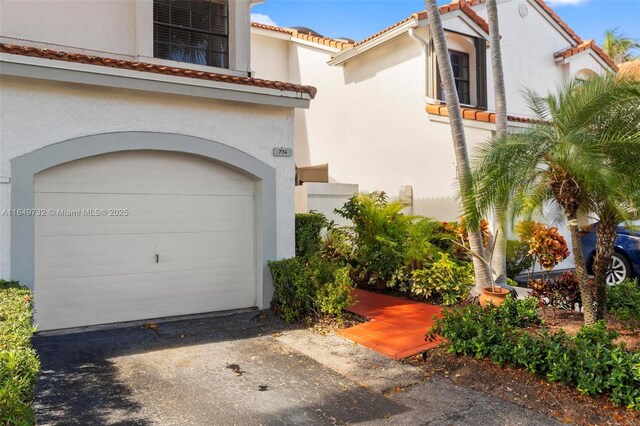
left=408, top=27, right=440, bottom=105
left=247, top=0, right=266, bottom=76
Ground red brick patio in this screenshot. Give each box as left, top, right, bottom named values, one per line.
left=337, top=289, right=444, bottom=360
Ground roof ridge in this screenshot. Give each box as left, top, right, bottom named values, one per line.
left=0, top=43, right=318, bottom=98
left=352, top=2, right=489, bottom=48
left=554, top=38, right=617, bottom=70
left=250, top=22, right=353, bottom=50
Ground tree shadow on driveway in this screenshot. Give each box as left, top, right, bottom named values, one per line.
left=33, top=310, right=408, bottom=425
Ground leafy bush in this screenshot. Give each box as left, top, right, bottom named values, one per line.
left=295, top=212, right=329, bottom=259
left=268, top=257, right=354, bottom=323
left=429, top=299, right=640, bottom=409
left=335, top=192, right=411, bottom=285
left=405, top=218, right=455, bottom=270
left=515, top=221, right=570, bottom=271
left=529, top=271, right=582, bottom=311
left=506, top=239, right=533, bottom=279
left=607, top=279, right=640, bottom=331
left=410, top=254, right=474, bottom=305
left=0, top=280, right=40, bottom=425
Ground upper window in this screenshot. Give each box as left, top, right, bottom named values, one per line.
left=153, top=0, right=229, bottom=68
left=440, top=50, right=471, bottom=105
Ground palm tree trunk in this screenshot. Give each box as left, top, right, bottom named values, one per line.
left=568, top=218, right=597, bottom=324
left=593, top=218, right=618, bottom=319
left=486, top=0, right=508, bottom=284
left=425, top=0, right=493, bottom=292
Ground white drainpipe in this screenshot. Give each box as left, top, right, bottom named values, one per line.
left=408, top=27, right=440, bottom=105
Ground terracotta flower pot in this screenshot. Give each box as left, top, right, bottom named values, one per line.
left=479, top=286, right=510, bottom=307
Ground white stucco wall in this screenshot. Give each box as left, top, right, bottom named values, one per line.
left=252, top=27, right=494, bottom=220
left=477, top=0, right=608, bottom=116
left=0, top=0, right=254, bottom=74
left=0, top=76, right=296, bottom=278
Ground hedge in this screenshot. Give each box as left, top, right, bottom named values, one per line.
left=1, top=280, right=40, bottom=425
left=295, top=213, right=328, bottom=260
left=428, top=298, right=640, bottom=409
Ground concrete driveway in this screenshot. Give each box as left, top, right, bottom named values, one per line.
left=33, top=310, right=560, bottom=425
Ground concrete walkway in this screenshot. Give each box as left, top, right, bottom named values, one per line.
left=338, top=289, right=443, bottom=360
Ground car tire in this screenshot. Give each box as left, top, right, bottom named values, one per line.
left=607, top=252, right=632, bottom=286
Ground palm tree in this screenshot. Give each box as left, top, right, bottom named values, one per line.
left=468, top=75, right=640, bottom=325
left=486, top=0, right=508, bottom=285
left=584, top=81, right=640, bottom=318
left=425, top=0, right=493, bottom=293
left=603, top=28, right=640, bottom=64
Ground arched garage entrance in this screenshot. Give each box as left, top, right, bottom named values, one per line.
left=11, top=132, right=277, bottom=331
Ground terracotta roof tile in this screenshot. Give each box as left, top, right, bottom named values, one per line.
left=554, top=39, right=618, bottom=70
left=426, top=103, right=540, bottom=124
left=0, top=43, right=317, bottom=99
left=251, top=22, right=353, bottom=50
left=353, top=1, right=489, bottom=48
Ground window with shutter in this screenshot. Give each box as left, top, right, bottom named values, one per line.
left=153, top=0, right=229, bottom=68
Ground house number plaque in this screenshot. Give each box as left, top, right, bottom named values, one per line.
left=273, top=147, right=293, bottom=157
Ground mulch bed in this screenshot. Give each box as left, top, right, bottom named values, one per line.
left=307, top=312, right=368, bottom=335
left=411, top=347, right=639, bottom=426
left=410, top=308, right=640, bottom=426
left=540, top=307, right=640, bottom=351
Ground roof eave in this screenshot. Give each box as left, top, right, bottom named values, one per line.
left=328, top=18, right=418, bottom=66
left=1, top=52, right=313, bottom=108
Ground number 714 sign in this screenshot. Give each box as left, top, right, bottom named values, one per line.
left=272, top=147, right=293, bottom=157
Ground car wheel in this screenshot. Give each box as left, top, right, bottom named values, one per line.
left=606, top=253, right=631, bottom=286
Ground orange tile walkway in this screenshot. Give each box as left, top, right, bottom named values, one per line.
left=338, top=289, right=444, bottom=360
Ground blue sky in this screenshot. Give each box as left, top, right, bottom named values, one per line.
left=251, top=0, right=640, bottom=47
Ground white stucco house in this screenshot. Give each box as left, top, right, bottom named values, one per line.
left=0, top=0, right=318, bottom=330
left=249, top=0, right=618, bottom=269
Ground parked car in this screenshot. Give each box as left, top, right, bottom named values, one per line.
left=580, top=221, right=640, bottom=285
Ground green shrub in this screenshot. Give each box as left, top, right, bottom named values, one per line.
left=607, top=279, right=640, bottom=331
left=405, top=218, right=455, bottom=270
left=506, top=239, right=533, bottom=279
left=295, top=213, right=329, bottom=260
left=335, top=192, right=412, bottom=286
left=428, top=299, right=640, bottom=409
left=0, top=280, right=40, bottom=425
left=410, top=254, right=474, bottom=305
left=268, top=257, right=354, bottom=323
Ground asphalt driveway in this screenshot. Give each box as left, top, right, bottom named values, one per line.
left=33, top=310, right=561, bottom=425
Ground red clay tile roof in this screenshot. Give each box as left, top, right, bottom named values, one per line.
left=0, top=43, right=317, bottom=99
left=353, top=0, right=489, bottom=47
left=554, top=39, right=618, bottom=70
left=251, top=22, right=354, bottom=50
left=426, top=104, right=539, bottom=124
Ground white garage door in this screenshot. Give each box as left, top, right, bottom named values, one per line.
left=34, top=150, right=256, bottom=331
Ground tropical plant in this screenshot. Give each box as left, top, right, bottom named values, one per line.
left=468, top=74, right=640, bottom=324
left=529, top=271, right=583, bottom=311
left=334, top=192, right=412, bottom=286
left=486, top=0, right=509, bottom=286
left=425, top=0, right=493, bottom=294
left=582, top=83, right=640, bottom=319
left=505, top=239, right=533, bottom=279
left=410, top=253, right=474, bottom=305
left=405, top=217, right=454, bottom=270
left=603, top=28, right=640, bottom=64
left=527, top=223, right=570, bottom=271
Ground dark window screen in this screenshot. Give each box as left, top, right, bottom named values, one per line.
left=154, top=0, right=229, bottom=68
